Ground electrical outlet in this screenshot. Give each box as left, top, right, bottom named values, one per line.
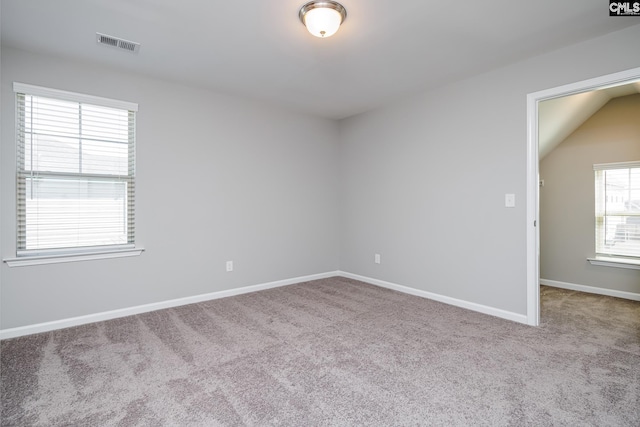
left=374, top=253, right=381, bottom=264
left=226, top=261, right=233, bottom=272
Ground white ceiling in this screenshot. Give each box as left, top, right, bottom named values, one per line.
left=1, top=0, right=639, bottom=119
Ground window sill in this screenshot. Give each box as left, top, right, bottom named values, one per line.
left=3, top=248, right=144, bottom=267
left=587, top=256, right=640, bottom=270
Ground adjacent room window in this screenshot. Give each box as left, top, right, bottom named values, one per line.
left=594, top=161, right=640, bottom=259
left=14, top=83, right=138, bottom=256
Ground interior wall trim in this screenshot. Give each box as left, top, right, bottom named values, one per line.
left=0, top=271, right=340, bottom=340
left=338, top=271, right=528, bottom=325
left=1, top=269, right=538, bottom=340
left=540, top=279, right=640, bottom=301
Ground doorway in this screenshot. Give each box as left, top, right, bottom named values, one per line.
left=526, top=66, right=640, bottom=326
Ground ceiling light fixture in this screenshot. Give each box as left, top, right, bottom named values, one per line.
left=299, top=1, right=347, bottom=38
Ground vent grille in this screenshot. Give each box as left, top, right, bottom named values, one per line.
left=96, top=33, right=140, bottom=53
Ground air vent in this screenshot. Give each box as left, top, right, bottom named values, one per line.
left=96, top=33, right=140, bottom=53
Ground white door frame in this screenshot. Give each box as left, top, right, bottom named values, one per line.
left=526, top=66, right=640, bottom=326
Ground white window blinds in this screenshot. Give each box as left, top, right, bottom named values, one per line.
left=14, top=83, right=137, bottom=255
left=594, top=161, right=640, bottom=259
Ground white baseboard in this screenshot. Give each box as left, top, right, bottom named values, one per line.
left=338, top=271, right=528, bottom=324
left=0, top=271, right=340, bottom=340
left=540, top=279, right=640, bottom=301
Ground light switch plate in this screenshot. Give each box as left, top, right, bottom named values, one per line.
left=505, top=194, right=516, bottom=208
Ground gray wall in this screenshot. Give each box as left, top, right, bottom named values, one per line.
left=2, top=23, right=640, bottom=330
left=1, top=47, right=340, bottom=329
left=540, top=94, right=640, bottom=293
left=339, top=24, right=640, bottom=315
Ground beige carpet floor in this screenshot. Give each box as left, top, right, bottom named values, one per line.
left=1, top=277, right=639, bottom=426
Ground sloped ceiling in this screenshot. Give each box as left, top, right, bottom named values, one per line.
left=539, top=81, right=640, bottom=159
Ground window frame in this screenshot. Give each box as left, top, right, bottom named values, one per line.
left=590, top=160, right=640, bottom=269
left=4, top=83, right=143, bottom=267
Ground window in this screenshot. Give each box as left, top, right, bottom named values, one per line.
left=594, top=161, right=640, bottom=259
left=14, top=83, right=138, bottom=257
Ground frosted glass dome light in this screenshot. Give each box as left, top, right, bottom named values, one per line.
left=299, top=1, right=347, bottom=38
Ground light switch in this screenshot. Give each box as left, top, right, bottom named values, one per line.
left=505, top=194, right=516, bottom=208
